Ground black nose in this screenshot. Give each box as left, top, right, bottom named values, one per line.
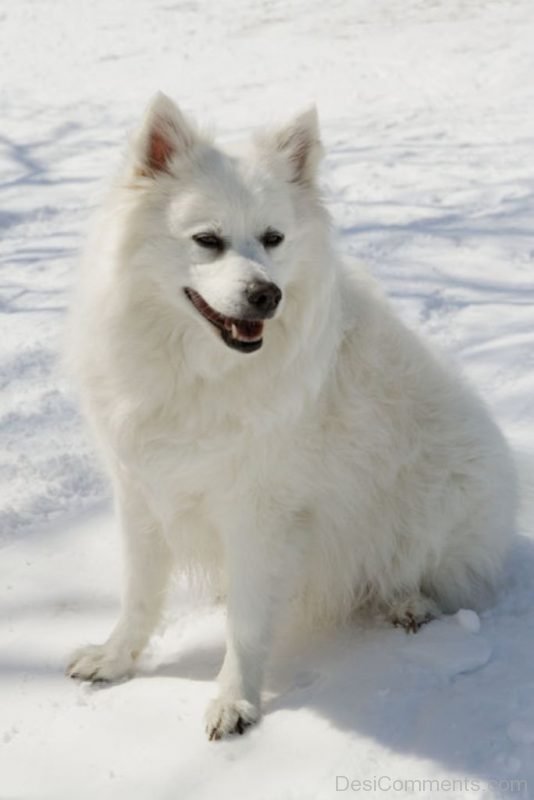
left=245, top=281, right=282, bottom=317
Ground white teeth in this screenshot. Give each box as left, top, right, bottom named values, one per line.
left=228, top=321, right=264, bottom=342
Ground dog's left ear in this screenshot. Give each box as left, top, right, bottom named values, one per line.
left=132, top=92, right=199, bottom=177
left=258, top=107, right=323, bottom=185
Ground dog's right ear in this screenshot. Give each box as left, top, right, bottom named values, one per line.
left=132, top=93, right=198, bottom=177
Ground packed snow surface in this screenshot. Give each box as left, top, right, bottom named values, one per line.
left=1, top=0, right=534, bottom=798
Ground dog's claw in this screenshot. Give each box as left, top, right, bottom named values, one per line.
left=393, top=610, right=434, bottom=634
left=207, top=713, right=251, bottom=740
left=235, top=716, right=249, bottom=735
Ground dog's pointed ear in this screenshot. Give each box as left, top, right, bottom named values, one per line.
left=133, top=93, right=198, bottom=177
left=258, top=107, right=323, bottom=185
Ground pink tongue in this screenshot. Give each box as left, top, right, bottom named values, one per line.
left=229, top=320, right=264, bottom=342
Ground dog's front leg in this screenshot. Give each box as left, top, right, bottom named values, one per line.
left=67, top=479, right=172, bottom=683
left=206, top=507, right=291, bottom=740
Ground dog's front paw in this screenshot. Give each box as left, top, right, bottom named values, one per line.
left=66, top=644, right=134, bottom=683
left=205, top=696, right=260, bottom=741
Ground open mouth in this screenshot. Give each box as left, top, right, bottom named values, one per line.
left=184, top=288, right=264, bottom=353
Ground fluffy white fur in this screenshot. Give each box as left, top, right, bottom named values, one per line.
left=67, top=93, right=517, bottom=740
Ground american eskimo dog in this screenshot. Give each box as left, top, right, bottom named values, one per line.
left=67, top=93, right=517, bottom=739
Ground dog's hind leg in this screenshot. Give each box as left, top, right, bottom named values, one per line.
left=67, top=481, right=172, bottom=683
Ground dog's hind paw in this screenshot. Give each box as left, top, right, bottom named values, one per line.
left=205, top=696, right=260, bottom=741
left=387, top=594, right=440, bottom=634
left=66, top=643, right=134, bottom=684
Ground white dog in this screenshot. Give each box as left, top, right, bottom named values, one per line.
left=67, top=94, right=517, bottom=740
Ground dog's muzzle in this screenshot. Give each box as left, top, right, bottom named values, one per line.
left=184, top=283, right=282, bottom=353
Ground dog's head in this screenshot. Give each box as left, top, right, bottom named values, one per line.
left=121, top=93, right=324, bottom=357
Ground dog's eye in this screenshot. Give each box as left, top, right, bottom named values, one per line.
left=192, top=232, right=225, bottom=252
left=260, top=229, right=285, bottom=248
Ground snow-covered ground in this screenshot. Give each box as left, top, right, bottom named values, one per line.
left=1, top=0, right=534, bottom=797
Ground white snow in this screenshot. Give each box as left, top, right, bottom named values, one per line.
left=1, top=0, right=534, bottom=798
left=507, top=721, right=534, bottom=747
left=455, top=609, right=481, bottom=634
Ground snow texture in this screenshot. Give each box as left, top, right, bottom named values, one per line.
left=1, top=0, right=534, bottom=798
